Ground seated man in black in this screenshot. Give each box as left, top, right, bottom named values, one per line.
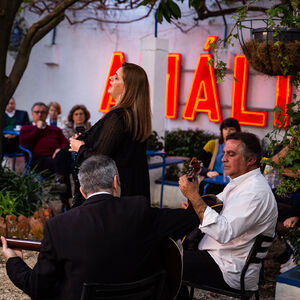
left=1, top=154, right=203, bottom=300
left=3, top=97, right=30, bottom=154
left=19, top=102, right=72, bottom=208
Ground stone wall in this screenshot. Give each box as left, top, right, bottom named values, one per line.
left=0, top=208, right=54, bottom=240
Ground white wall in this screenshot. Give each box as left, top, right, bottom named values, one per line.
left=6, top=4, right=299, bottom=141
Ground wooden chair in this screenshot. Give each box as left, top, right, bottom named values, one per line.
left=80, top=270, right=166, bottom=300
left=182, top=234, right=274, bottom=300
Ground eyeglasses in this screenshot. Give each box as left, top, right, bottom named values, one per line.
left=33, top=111, right=47, bottom=115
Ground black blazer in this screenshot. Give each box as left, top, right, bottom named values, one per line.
left=6, top=194, right=199, bottom=300
left=4, top=110, right=30, bottom=128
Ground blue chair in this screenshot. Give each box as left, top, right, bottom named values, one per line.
left=2, top=130, right=32, bottom=175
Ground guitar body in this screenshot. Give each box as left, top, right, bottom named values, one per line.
left=201, top=194, right=223, bottom=213
left=162, top=237, right=183, bottom=300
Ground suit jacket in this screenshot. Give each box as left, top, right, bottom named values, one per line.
left=4, top=109, right=30, bottom=129
left=6, top=194, right=199, bottom=300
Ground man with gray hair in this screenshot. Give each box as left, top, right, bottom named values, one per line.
left=178, top=132, right=278, bottom=299
left=19, top=102, right=71, bottom=208
left=1, top=154, right=201, bottom=300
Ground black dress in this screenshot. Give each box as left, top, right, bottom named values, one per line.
left=76, top=108, right=150, bottom=201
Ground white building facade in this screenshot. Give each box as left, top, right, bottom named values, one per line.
left=6, top=4, right=299, bottom=140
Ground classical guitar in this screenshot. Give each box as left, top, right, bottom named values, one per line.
left=182, top=158, right=223, bottom=249
left=0, top=237, right=41, bottom=251
left=185, top=157, right=223, bottom=213
left=162, top=237, right=183, bottom=300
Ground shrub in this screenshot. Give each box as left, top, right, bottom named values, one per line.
left=164, top=129, right=218, bottom=158
left=0, top=192, right=24, bottom=217
left=0, top=167, right=52, bottom=217
left=147, top=131, right=164, bottom=151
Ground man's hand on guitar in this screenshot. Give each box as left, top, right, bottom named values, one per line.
left=178, top=175, right=207, bottom=224
left=179, top=175, right=199, bottom=200
left=1, top=236, right=23, bottom=260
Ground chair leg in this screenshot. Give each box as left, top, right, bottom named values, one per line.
left=189, top=287, right=194, bottom=300
left=255, top=290, right=259, bottom=300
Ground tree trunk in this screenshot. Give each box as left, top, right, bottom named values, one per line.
left=0, top=0, right=22, bottom=159
left=0, top=0, right=78, bottom=160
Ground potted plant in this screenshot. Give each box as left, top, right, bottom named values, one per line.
left=235, top=2, right=300, bottom=85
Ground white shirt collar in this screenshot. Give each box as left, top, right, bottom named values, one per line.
left=230, top=168, right=261, bottom=186
left=86, top=191, right=111, bottom=200
left=5, top=110, right=16, bottom=118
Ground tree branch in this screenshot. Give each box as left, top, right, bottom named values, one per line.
left=6, top=0, right=78, bottom=99
left=195, top=6, right=269, bottom=20
left=65, top=4, right=154, bottom=24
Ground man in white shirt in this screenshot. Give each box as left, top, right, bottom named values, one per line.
left=178, top=132, right=278, bottom=298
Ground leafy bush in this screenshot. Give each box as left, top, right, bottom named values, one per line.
left=164, top=129, right=218, bottom=158
left=0, top=167, right=51, bottom=217
left=147, top=131, right=164, bottom=151
left=265, top=99, right=300, bottom=196
left=0, top=192, right=24, bottom=217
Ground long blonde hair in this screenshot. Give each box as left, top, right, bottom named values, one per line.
left=114, top=62, right=152, bottom=142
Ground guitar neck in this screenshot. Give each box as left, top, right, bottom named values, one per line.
left=0, top=237, right=41, bottom=252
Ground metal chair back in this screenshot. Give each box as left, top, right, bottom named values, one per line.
left=80, top=270, right=166, bottom=300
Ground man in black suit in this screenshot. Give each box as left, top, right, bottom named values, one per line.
left=3, top=97, right=30, bottom=154
left=1, top=154, right=201, bottom=300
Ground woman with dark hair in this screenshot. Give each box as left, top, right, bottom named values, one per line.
left=63, top=105, right=91, bottom=139
left=198, top=117, right=241, bottom=195
left=69, top=62, right=152, bottom=206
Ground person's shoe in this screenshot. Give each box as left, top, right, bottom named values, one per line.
left=280, top=255, right=296, bottom=273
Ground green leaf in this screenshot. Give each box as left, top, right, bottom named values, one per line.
left=167, top=0, right=181, bottom=19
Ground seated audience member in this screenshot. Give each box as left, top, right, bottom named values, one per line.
left=19, top=102, right=71, bottom=208
left=1, top=154, right=203, bottom=300
left=46, top=101, right=66, bottom=129
left=264, top=136, right=300, bottom=271
left=63, top=104, right=91, bottom=139
left=3, top=97, right=30, bottom=154
left=198, top=117, right=241, bottom=195
left=177, top=132, right=278, bottom=298
left=276, top=196, right=300, bottom=273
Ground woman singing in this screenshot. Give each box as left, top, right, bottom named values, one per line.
left=69, top=62, right=152, bottom=205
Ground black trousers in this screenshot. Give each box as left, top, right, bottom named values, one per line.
left=177, top=250, right=238, bottom=299
left=3, top=136, right=19, bottom=154
left=31, top=148, right=72, bottom=198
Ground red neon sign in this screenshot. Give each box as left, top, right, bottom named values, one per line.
left=203, top=36, right=218, bottom=51
left=183, top=54, right=222, bottom=122
left=274, top=76, right=291, bottom=127
left=99, top=52, right=125, bottom=113
left=166, top=53, right=181, bottom=119
left=231, top=55, right=267, bottom=127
